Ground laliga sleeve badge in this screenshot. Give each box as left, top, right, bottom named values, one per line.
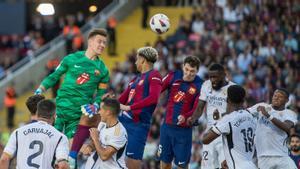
left=94, top=69, right=100, bottom=76
left=138, top=80, right=144, bottom=85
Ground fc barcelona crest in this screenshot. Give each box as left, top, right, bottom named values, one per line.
left=188, top=87, right=196, bottom=94
left=94, top=70, right=100, bottom=76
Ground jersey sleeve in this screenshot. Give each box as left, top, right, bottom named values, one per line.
left=284, top=110, right=297, bottom=125
left=94, top=68, right=110, bottom=105
left=41, top=55, right=70, bottom=90
left=199, top=80, right=209, bottom=101
left=130, top=71, right=162, bottom=110
left=161, top=72, right=174, bottom=93
left=55, top=135, right=69, bottom=160
left=3, top=130, right=18, bottom=157
left=212, top=115, right=231, bottom=135
left=247, top=102, right=265, bottom=117
left=107, top=127, right=127, bottom=150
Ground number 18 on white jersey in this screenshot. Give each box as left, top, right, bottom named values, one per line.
left=212, top=110, right=257, bottom=169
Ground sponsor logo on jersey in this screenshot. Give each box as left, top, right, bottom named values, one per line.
left=173, top=91, right=185, bottom=102
left=127, top=89, right=135, bottom=103
left=76, top=73, right=90, bottom=85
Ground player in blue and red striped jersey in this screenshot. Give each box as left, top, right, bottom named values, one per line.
left=118, top=46, right=162, bottom=169
left=158, top=55, right=203, bottom=169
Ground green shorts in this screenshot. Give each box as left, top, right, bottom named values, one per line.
left=54, top=116, right=80, bottom=139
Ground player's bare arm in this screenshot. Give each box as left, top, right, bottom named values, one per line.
left=258, top=106, right=294, bottom=134
left=80, top=141, right=95, bottom=156
left=202, top=129, right=219, bottom=144
left=0, top=152, right=12, bottom=169
left=187, top=100, right=206, bottom=125
left=89, top=128, right=117, bottom=161
left=120, top=104, right=130, bottom=111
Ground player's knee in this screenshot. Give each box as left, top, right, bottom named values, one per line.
left=126, top=157, right=142, bottom=169
left=160, top=161, right=172, bottom=169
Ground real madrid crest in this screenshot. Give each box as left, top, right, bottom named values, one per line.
left=188, top=87, right=196, bottom=94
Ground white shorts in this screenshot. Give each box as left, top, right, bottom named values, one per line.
left=201, top=137, right=224, bottom=169
left=229, top=160, right=257, bottom=169
left=258, top=156, right=297, bottom=169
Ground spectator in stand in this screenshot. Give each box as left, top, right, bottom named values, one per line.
left=107, top=16, right=118, bottom=55
left=4, top=84, right=17, bottom=132
left=289, top=134, right=300, bottom=168
left=63, top=15, right=83, bottom=53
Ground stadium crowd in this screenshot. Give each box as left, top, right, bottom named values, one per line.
left=0, top=12, right=88, bottom=79
left=109, top=0, right=300, bottom=168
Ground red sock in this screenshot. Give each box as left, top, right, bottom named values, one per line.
left=70, top=125, right=91, bottom=158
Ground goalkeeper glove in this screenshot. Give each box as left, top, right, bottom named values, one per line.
left=81, top=103, right=99, bottom=118
left=34, top=88, right=43, bottom=95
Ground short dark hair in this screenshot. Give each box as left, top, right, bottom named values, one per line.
left=228, top=85, right=246, bottom=104
left=209, top=63, right=225, bottom=72
left=26, top=95, right=45, bottom=115
left=291, top=134, right=300, bottom=140
left=102, top=98, right=120, bottom=117
left=276, top=88, right=290, bottom=98
left=184, top=56, right=201, bottom=69
left=88, top=28, right=107, bottom=39
left=37, top=100, right=56, bottom=119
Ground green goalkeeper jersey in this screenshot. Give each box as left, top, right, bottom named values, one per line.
left=41, top=51, right=109, bottom=118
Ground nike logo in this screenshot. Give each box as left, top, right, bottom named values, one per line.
left=178, top=161, right=185, bottom=165
left=126, top=152, right=134, bottom=155
left=74, top=65, right=81, bottom=68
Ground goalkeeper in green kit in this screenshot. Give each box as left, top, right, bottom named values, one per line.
left=35, top=28, right=109, bottom=168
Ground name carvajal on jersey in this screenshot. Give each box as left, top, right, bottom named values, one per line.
left=23, top=127, right=54, bottom=138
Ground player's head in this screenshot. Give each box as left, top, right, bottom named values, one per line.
left=87, top=28, right=107, bottom=55
left=290, top=134, right=300, bottom=152
left=135, top=46, right=158, bottom=72
left=182, top=56, right=200, bottom=82
left=226, top=85, right=246, bottom=112
left=271, top=88, right=289, bottom=108
left=208, top=63, right=226, bottom=90
left=26, top=95, right=45, bottom=116
left=99, top=98, right=120, bottom=122
left=37, top=100, right=56, bottom=123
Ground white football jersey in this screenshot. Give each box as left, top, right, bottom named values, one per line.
left=248, top=103, right=297, bottom=157
left=212, top=110, right=257, bottom=169
left=4, top=121, right=69, bottom=169
left=199, top=80, right=235, bottom=128
left=85, top=121, right=127, bottom=169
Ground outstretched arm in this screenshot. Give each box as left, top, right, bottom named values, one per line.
left=0, top=153, right=11, bottom=169
left=186, top=100, right=206, bottom=125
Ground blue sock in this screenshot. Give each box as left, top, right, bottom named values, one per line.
left=69, top=151, right=78, bottom=159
